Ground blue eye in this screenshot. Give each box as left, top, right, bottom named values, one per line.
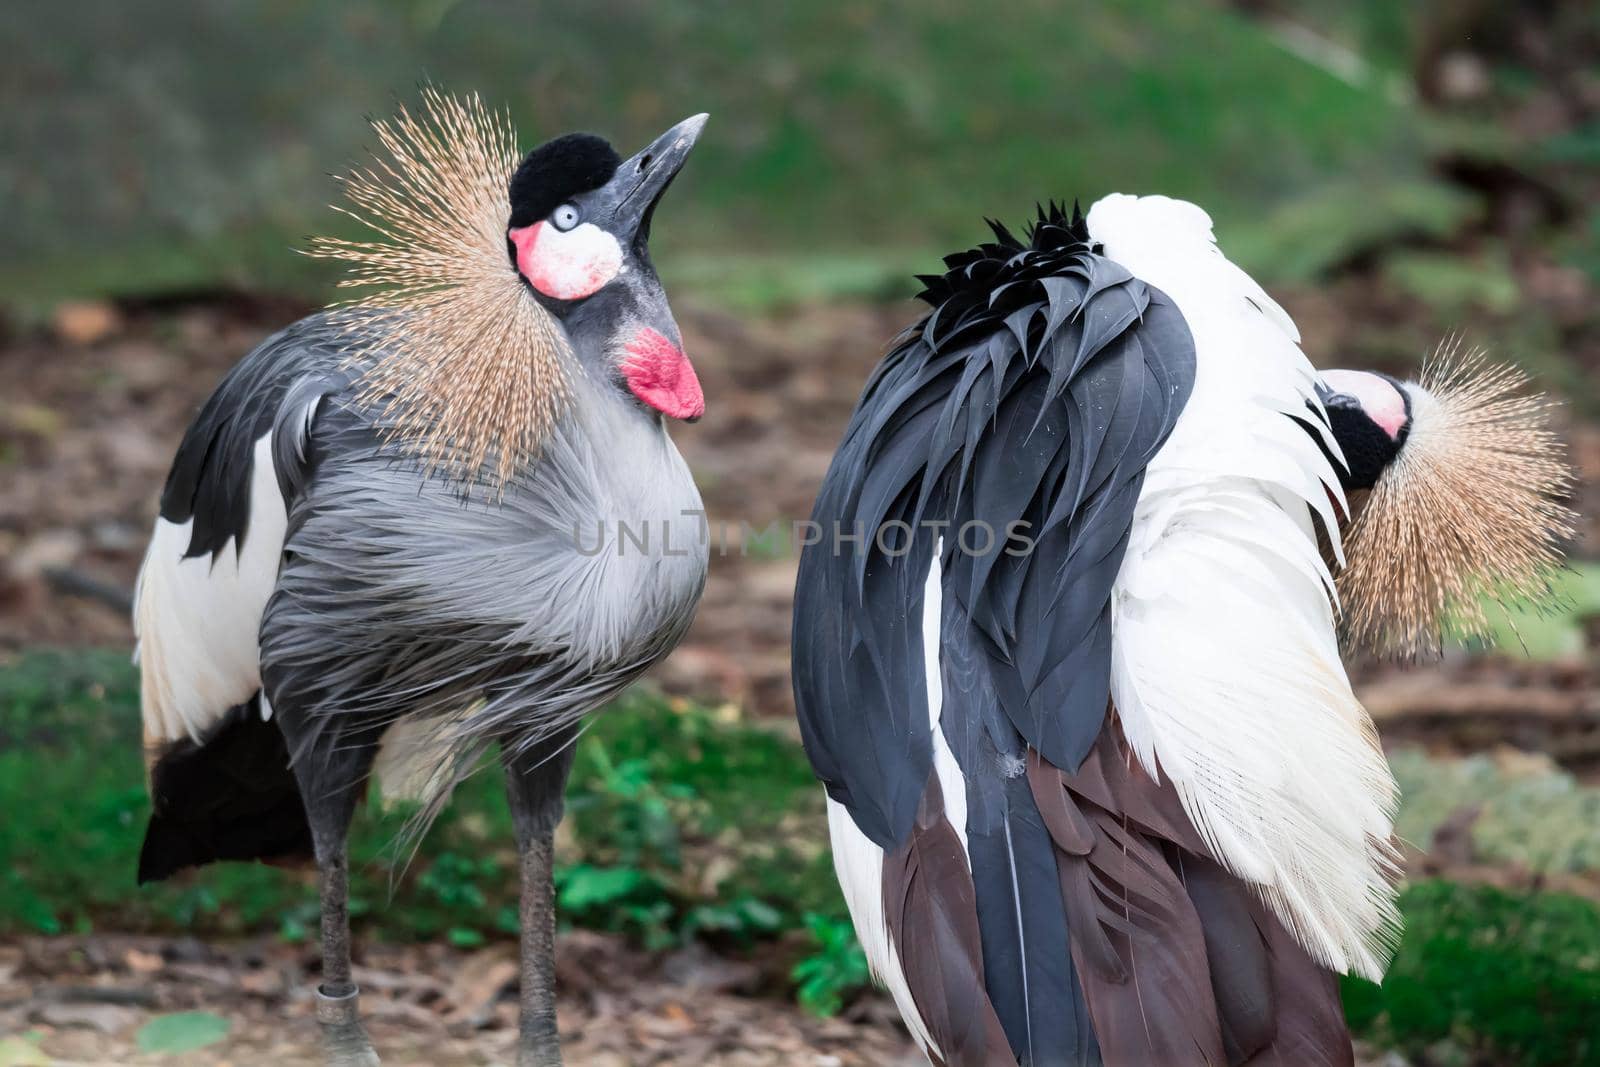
left=551, top=203, right=580, bottom=231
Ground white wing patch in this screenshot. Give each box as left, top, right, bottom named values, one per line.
left=924, top=542, right=969, bottom=858
left=134, top=433, right=286, bottom=744
left=825, top=798, right=938, bottom=1060
left=1088, top=194, right=1400, bottom=980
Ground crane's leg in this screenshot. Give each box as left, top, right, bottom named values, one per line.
left=290, top=741, right=382, bottom=1067
left=502, top=729, right=580, bottom=1067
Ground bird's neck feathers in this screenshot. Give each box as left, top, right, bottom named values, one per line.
left=307, top=88, right=571, bottom=494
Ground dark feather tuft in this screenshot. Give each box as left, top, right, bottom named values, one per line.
left=507, top=133, right=621, bottom=228
left=139, top=693, right=312, bottom=884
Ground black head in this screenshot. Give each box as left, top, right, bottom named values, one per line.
left=508, top=134, right=622, bottom=230
left=505, top=114, right=709, bottom=420
left=1316, top=369, right=1412, bottom=490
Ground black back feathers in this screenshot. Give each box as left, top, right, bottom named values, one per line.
left=792, top=201, right=1197, bottom=849
left=507, top=133, right=621, bottom=228
left=792, top=201, right=1199, bottom=1062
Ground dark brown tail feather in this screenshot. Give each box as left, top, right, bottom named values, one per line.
left=1241, top=895, right=1352, bottom=1067
left=1027, top=725, right=1355, bottom=1067
left=881, top=774, right=1013, bottom=1067
left=1028, top=743, right=1227, bottom=1065
left=1179, top=855, right=1351, bottom=1066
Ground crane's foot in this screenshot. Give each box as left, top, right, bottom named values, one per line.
left=316, top=985, right=380, bottom=1066
left=516, top=1034, right=563, bottom=1067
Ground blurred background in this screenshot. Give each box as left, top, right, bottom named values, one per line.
left=1, top=1, right=1597, bottom=1064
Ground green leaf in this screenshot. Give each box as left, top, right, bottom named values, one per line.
left=447, top=926, right=486, bottom=948
left=0, top=1035, right=50, bottom=1066
left=557, top=865, right=650, bottom=910
left=791, top=913, right=872, bottom=1016
left=135, top=1011, right=231, bottom=1055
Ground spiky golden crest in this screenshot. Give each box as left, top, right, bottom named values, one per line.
left=1338, top=339, right=1576, bottom=658
left=306, top=88, right=568, bottom=492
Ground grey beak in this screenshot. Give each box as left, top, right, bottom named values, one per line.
left=600, top=113, right=709, bottom=247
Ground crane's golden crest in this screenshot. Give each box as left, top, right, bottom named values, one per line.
left=306, top=88, right=570, bottom=493
left=1338, top=338, right=1576, bottom=658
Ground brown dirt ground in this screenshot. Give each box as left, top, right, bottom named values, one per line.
left=1, top=931, right=919, bottom=1066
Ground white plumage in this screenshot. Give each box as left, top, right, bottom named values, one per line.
left=134, top=432, right=286, bottom=745
left=1088, top=193, right=1400, bottom=980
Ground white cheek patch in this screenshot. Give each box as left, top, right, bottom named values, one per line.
left=510, top=221, right=624, bottom=300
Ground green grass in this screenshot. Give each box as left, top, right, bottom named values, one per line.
left=1345, top=881, right=1600, bottom=1067
left=2, top=0, right=1450, bottom=308
left=0, top=650, right=844, bottom=962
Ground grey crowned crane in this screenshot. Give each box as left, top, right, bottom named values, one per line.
left=133, top=92, right=710, bottom=1066
left=791, top=196, right=1571, bottom=1066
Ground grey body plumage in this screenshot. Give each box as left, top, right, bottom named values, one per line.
left=260, top=313, right=706, bottom=779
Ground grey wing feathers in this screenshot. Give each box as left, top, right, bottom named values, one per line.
left=791, top=207, right=1196, bottom=851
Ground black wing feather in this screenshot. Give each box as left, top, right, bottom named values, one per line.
left=158, top=317, right=342, bottom=559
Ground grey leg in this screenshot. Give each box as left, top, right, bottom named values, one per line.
left=503, top=732, right=579, bottom=1067
left=291, top=752, right=380, bottom=1067
left=312, top=833, right=378, bottom=1066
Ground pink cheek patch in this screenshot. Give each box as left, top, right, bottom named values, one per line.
left=622, top=327, right=704, bottom=421
left=1323, top=369, right=1409, bottom=441
left=508, top=221, right=623, bottom=300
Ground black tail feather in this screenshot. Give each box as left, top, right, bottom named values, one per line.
left=137, top=693, right=312, bottom=884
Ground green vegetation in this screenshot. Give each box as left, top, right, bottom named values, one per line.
left=3, top=0, right=1447, bottom=308
left=134, top=1012, right=232, bottom=1056
left=9, top=649, right=1600, bottom=1046
left=0, top=650, right=859, bottom=1005
left=791, top=913, right=873, bottom=1017
left=1463, top=562, right=1600, bottom=662
left=1392, top=746, right=1600, bottom=876
left=1345, top=881, right=1600, bottom=1067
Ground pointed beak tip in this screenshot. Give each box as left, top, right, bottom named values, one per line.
left=667, top=113, right=709, bottom=152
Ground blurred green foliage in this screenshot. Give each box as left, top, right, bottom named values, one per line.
left=1465, top=562, right=1600, bottom=662
left=1344, top=881, right=1600, bottom=1067
left=0, top=650, right=844, bottom=981
left=791, top=912, right=872, bottom=1017
left=1392, top=746, right=1600, bottom=876
left=133, top=1012, right=232, bottom=1055
left=2, top=0, right=1449, bottom=305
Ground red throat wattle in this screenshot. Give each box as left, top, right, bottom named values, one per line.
left=622, top=327, right=704, bottom=421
